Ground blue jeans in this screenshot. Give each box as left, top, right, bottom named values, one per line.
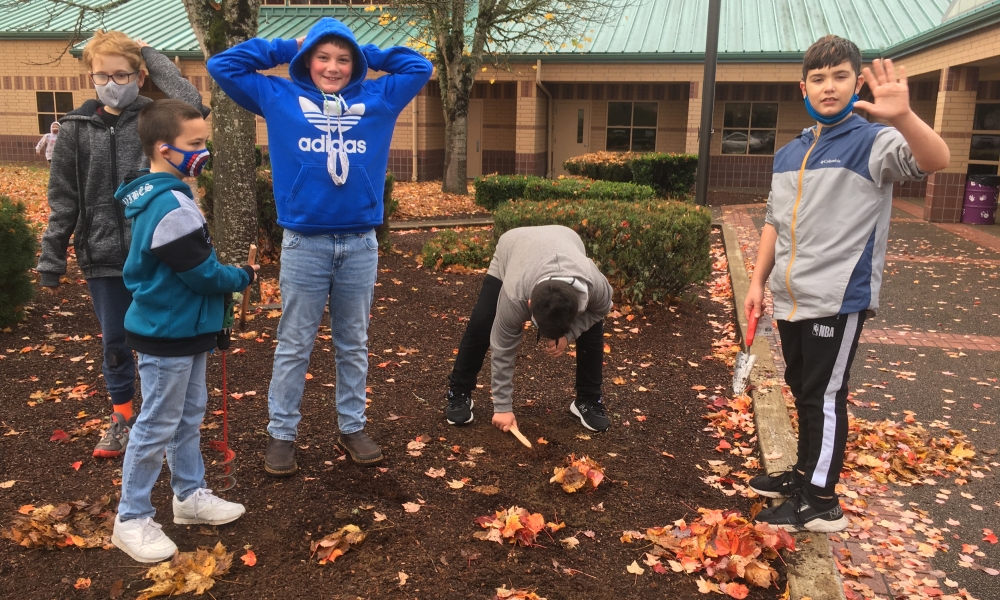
left=118, top=352, right=208, bottom=520
left=267, top=229, right=378, bottom=440
left=87, top=277, right=135, bottom=407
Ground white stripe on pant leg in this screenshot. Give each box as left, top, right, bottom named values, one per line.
left=811, top=312, right=859, bottom=489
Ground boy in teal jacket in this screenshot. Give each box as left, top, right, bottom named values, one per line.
left=110, top=99, right=258, bottom=563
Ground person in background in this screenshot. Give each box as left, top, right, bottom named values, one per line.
left=35, top=121, right=59, bottom=164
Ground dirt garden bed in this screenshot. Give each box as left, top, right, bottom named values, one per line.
left=0, top=226, right=783, bottom=599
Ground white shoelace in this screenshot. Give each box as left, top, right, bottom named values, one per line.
left=324, top=94, right=350, bottom=186
left=134, top=517, right=166, bottom=542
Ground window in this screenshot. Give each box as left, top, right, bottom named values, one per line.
left=970, top=103, right=1000, bottom=173
left=721, top=102, right=778, bottom=155
left=37, top=91, right=73, bottom=134
left=606, top=102, right=657, bottom=152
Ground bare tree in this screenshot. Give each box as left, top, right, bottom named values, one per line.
left=9, top=0, right=260, bottom=264
left=368, top=0, right=636, bottom=194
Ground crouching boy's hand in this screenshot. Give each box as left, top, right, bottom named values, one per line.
left=543, top=336, right=568, bottom=357
left=492, top=412, right=517, bottom=433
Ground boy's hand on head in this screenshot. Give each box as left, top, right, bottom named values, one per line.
left=296, top=36, right=306, bottom=50
left=492, top=412, right=517, bottom=433
left=854, top=59, right=911, bottom=123
left=135, top=39, right=149, bottom=49
left=543, top=336, right=568, bottom=357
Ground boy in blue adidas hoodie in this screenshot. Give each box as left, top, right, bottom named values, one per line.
left=207, top=18, right=432, bottom=473
left=110, top=99, right=258, bottom=563
left=743, top=36, right=950, bottom=534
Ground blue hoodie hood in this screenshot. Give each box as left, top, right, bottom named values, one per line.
left=288, top=18, right=368, bottom=93
left=206, top=18, right=432, bottom=236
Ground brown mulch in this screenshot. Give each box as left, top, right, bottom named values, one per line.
left=0, top=229, right=785, bottom=599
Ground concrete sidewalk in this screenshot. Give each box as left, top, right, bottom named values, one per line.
left=720, top=201, right=1000, bottom=600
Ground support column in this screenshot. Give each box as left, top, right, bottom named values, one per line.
left=924, top=66, right=978, bottom=222
left=685, top=79, right=704, bottom=155
left=515, top=81, right=547, bottom=176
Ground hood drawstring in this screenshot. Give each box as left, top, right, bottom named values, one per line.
left=324, top=94, right=350, bottom=186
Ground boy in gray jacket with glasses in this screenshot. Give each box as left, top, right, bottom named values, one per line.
left=36, top=30, right=208, bottom=459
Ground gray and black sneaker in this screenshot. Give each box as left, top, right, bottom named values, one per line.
left=569, top=397, right=609, bottom=432
left=445, top=389, right=474, bottom=425
left=749, top=469, right=803, bottom=499
left=93, top=412, right=133, bottom=458
left=754, top=488, right=848, bottom=533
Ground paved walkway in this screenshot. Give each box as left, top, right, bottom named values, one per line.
left=720, top=201, right=1000, bottom=600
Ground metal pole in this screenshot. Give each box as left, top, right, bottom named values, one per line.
left=695, top=0, right=722, bottom=206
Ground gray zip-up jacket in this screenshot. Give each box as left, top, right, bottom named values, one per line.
left=487, top=226, right=613, bottom=413
left=765, top=114, right=925, bottom=322
left=36, top=47, right=209, bottom=286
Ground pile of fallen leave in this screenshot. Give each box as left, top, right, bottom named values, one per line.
left=137, top=542, right=232, bottom=600
left=474, top=506, right=566, bottom=547
left=392, top=181, right=489, bottom=220
left=550, top=454, right=605, bottom=493
left=621, top=507, right=795, bottom=599
left=844, top=414, right=980, bottom=484
left=2, top=496, right=114, bottom=550
left=309, top=524, right=366, bottom=564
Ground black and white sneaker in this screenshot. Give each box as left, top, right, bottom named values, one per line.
left=569, top=397, right=610, bottom=432
left=754, top=488, right=848, bottom=533
left=445, top=389, right=474, bottom=425
left=749, top=469, right=803, bottom=499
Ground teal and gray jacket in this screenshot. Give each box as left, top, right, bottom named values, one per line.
left=765, top=114, right=925, bottom=322
left=115, top=172, right=252, bottom=357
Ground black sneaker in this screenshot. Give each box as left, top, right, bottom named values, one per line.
left=749, top=469, right=803, bottom=499
left=754, top=488, right=848, bottom=533
left=445, top=389, right=474, bottom=425
left=569, top=397, right=609, bottom=432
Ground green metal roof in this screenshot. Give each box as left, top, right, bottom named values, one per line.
left=0, top=0, right=981, bottom=63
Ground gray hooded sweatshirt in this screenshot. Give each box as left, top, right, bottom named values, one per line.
left=36, top=47, right=208, bottom=286
left=486, top=225, right=613, bottom=413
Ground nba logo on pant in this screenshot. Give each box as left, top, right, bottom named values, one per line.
left=812, top=324, right=835, bottom=338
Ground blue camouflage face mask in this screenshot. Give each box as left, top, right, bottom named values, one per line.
left=161, top=144, right=210, bottom=177
left=804, top=93, right=859, bottom=126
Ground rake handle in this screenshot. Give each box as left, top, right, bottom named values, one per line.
left=238, top=244, right=257, bottom=330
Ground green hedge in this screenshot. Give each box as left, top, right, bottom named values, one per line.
left=0, top=196, right=38, bottom=327
left=419, top=229, right=496, bottom=271
left=492, top=199, right=712, bottom=303
left=473, top=174, right=534, bottom=211
left=562, top=152, right=698, bottom=197
left=523, top=178, right=655, bottom=202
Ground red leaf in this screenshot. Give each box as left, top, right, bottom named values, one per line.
left=722, top=582, right=749, bottom=599
left=241, top=549, right=257, bottom=566
left=71, top=461, right=82, bottom=471
left=984, top=529, right=998, bottom=544
left=49, top=429, right=69, bottom=442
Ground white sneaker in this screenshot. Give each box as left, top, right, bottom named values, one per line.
left=112, top=514, right=177, bottom=563
left=173, top=488, right=245, bottom=525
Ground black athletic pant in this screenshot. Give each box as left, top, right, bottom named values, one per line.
left=777, top=312, right=865, bottom=498
left=448, top=274, right=603, bottom=402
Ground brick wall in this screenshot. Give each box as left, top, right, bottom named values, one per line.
left=707, top=155, right=773, bottom=189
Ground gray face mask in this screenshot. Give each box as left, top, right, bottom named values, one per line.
left=95, top=80, right=139, bottom=110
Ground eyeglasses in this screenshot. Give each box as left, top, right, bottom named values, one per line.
left=90, top=72, right=139, bottom=85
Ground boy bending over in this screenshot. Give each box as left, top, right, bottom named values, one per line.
left=446, top=225, right=614, bottom=433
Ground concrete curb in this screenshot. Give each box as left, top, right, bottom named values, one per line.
left=721, top=223, right=846, bottom=600
left=390, top=217, right=493, bottom=230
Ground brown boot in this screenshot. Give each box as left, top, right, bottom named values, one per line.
left=264, top=437, right=298, bottom=476
left=337, top=430, right=384, bottom=466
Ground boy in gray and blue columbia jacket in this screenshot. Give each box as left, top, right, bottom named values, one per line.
left=743, top=35, right=950, bottom=534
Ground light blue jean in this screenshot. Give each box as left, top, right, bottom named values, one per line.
left=118, top=352, right=208, bottom=520
left=267, top=228, right=378, bottom=440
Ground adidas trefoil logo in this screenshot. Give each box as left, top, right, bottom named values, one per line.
left=297, top=96, right=367, bottom=153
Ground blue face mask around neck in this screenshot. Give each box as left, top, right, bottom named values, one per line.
left=803, top=93, right=859, bottom=126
